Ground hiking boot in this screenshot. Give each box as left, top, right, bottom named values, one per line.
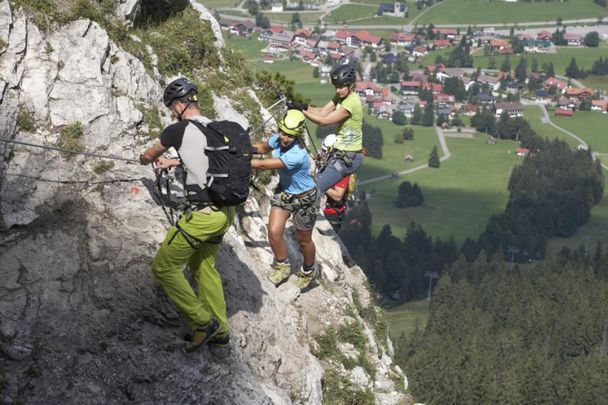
left=183, top=330, right=230, bottom=348
left=185, top=318, right=220, bottom=352
left=268, top=261, right=291, bottom=286
left=296, top=265, right=318, bottom=292
left=208, top=332, right=230, bottom=348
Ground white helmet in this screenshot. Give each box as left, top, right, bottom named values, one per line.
left=322, top=134, right=337, bottom=151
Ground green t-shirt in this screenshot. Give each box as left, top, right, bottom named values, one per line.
left=334, top=91, right=363, bottom=151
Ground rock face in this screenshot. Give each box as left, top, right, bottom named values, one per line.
left=0, top=4, right=408, bottom=404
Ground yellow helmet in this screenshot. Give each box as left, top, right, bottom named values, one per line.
left=277, top=109, right=306, bottom=136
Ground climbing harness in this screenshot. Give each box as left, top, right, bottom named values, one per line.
left=274, top=187, right=319, bottom=216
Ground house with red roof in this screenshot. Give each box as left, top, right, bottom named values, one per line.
left=498, top=47, right=514, bottom=55
left=544, top=77, right=567, bottom=92
left=555, top=108, right=573, bottom=117
left=515, top=147, right=530, bottom=157
left=563, top=33, right=583, bottom=46
left=388, top=32, right=415, bottom=46
left=422, top=82, right=443, bottom=94
left=564, top=87, right=593, bottom=100
left=334, top=30, right=353, bottom=44
left=432, top=27, right=458, bottom=39
left=353, top=30, right=382, bottom=48
left=400, top=80, right=422, bottom=95
left=591, top=99, right=608, bottom=112
left=489, top=39, right=508, bottom=50
left=412, top=46, right=428, bottom=57
left=433, top=39, right=452, bottom=49
left=537, top=31, right=552, bottom=41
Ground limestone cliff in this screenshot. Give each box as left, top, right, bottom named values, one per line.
left=0, top=1, right=409, bottom=403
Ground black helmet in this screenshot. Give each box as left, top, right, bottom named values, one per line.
left=330, top=64, right=357, bottom=87
left=163, top=77, right=198, bottom=107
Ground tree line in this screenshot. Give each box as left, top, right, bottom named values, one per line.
left=394, top=252, right=608, bottom=404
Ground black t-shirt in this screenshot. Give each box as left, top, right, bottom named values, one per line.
left=160, top=121, right=189, bottom=150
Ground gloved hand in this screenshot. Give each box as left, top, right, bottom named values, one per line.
left=286, top=100, right=308, bottom=111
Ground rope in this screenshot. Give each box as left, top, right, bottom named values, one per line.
left=4, top=172, right=145, bottom=185
left=249, top=96, right=286, bottom=135
left=0, top=138, right=140, bottom=163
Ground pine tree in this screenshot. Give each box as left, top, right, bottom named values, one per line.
left=411, top=104, right=422, bottom=125
left=421, top=102, right=434, bottom=127
left=428, top=145, right=440, bottom=168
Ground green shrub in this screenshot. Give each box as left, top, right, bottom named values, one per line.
left=16, top=110, right=37, bottom=132
left=357, top=352, right=377, bottom=380
left=137, top=8, right=220, bottom=75
left=322, top=369, right=375, bottom=405
left=314, top=326, right=339, bottom=360
left=57, top=121, right=85, bottom=159
left=337, top=321, right=367, bottom=352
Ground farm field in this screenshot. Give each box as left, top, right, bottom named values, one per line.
left=550, top=110, right=608, bottom=152
left=524, top=105, right=580, bottom=148
left=385, top=298, right=430, bottom=339
left=265, top=11, right=325, bottom=24
left=361, top=134, right=520, bottom=242
left=197, top=0, right=239, bottom=9
left=328, top=3, right=379, bottom=23
left=358, top=121, right=441, bottom=181
left=415, top=0, right=608, bottom=25
left=225, top=32, right=266, bottom=60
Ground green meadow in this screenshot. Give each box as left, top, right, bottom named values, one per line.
left=524, top=105, right=580, bottom=148
left=361, top=134, right=520, bottom=242
left=197, top=0, right=239, bottom=9
left=415, top=0, right=608, bottom=25
left=225, top=32, right=266, bottom=61
left=385, top=298, right=430, bottom=339
left=551, top=110, right=608, bottom=152
left=328, top=3, right=379, bottom=23
left=359, top=121, right=441, bottom=180
left=265, top=11, right=325, bottom=24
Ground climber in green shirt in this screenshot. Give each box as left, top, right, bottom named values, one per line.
left=287, top=64, right=365, bottom=194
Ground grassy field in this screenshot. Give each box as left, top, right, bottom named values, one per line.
left=524, top=105, right=580, bottom=148
left=415, top=0, right=608, bottom=25
left=225, top=32, right=266, bottom=61
left=266, top=11, right=325, bottom=24
left=361, top=134, right=520, bottom=242
left=197, top=0, right=240, bottom=9
left=218, top=10, right=250, bottom=18
left=473, top=47, right=608, bottom=81
left=358, top=122, right=441, bottom=181
left=328, top=3, right=379, bottom=23
left=549, top=110, right=608, bottom=152
left=385, top=298, right=430, bottom=339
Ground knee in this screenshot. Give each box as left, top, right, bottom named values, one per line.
left=268, top=224, right=283, bottom=243
left=295, top=232, right=313, bottom=246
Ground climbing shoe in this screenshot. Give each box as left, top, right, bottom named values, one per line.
left=296, top=265, right=318, bottom=292
left=268, top=261, right=291, bottom=287
left=185, top=317, right=220, bottom=352
left=208, top=332, right=230, bottom=348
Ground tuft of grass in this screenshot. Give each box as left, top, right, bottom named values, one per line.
left=93, top=161, right=114, bottom=174
left=337, top=321, right=367, bottom=352
left=352, top=289, right=389, bottom=352
left=136, top=8, right=220, bottom=75
left=57, top=121, right=84, bottom=159
left=0, top=38, right=7, bottom=49
left=16, top=110, right=37, bottom=132
left=322, top=369, right=375, bottom=405
left=357, top=352, right=377, bottom=381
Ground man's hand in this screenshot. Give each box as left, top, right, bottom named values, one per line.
left=286, top=100, right=308, bottom=111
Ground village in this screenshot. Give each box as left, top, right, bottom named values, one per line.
left=218, top=12, right=608, bottom=132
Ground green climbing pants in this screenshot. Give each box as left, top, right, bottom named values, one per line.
left=152, top=206, right=235, bottom=335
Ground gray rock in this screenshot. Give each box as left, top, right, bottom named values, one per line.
left=0, top=0, right=11, bottom=53
left=190, top=0, right=224, bottom=49
left=0, top=8, right=409, bottom=405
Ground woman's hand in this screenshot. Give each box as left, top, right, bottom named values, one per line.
left=156, top=157, right=181, bottom=169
